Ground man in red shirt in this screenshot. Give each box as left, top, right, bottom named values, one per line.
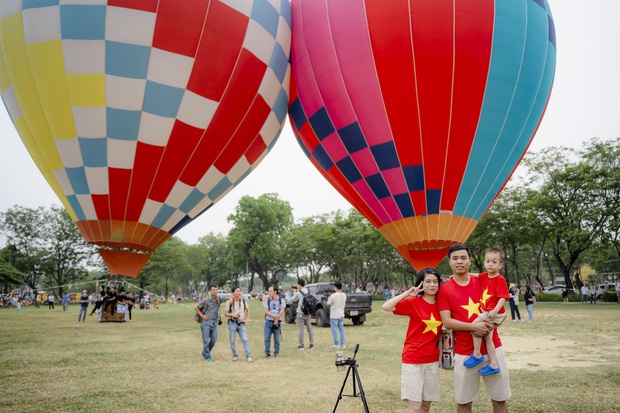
left=437, top=244, right=511, bottom=413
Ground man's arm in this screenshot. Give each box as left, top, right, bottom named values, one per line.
left=275, top=299, right=285, bottom=320
left=224, top=302, right=237, bottom=319
left=440, top=310, right=490, bottom=337
left=244, top=302, right=250, bottom=323
left=195, top=303, right=209, bottom=320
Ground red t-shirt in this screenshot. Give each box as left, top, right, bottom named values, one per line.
left=478, top=272, right=510, bottom=313
left=394, top=296, right=442, bottom=364
left=437, top=276, right=502, bottom=355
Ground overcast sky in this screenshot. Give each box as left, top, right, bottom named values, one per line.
left=1, top=0, right=619, bottom=246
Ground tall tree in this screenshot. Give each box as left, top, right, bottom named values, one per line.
left=41, top=206, right=93, bottom=295
left=0, top=206, right=47, bottom=289
left=227, top=194, right=293, bottom=290
left=187, top=233, right=231, bottom=292
left=524, top=146, right=615, bottom=287
left=141, top=237, right=189, bottom=299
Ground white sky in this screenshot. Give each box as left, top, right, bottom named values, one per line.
left=1, top=0, right=619, bottom=246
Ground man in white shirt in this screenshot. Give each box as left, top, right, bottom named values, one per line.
left=327, top=282, right=347, bottom=348
left=580, top=284, right=589, bottom=304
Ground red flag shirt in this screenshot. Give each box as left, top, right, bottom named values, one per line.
left=478, top=272, right=510, bottom=313
left=394, top=296, right=442, bottom=364
left=437, top=276, right=502, bottom=355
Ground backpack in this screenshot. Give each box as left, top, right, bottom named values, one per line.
left=300, top=291, right=316, bottom=315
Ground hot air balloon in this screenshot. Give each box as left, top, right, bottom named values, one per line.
left=0, top=0, right=291, bottom=277
left=289, top=0, right=556, bottom=270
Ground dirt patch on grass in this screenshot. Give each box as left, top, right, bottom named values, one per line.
left=503, top=334, right=617, bottom=370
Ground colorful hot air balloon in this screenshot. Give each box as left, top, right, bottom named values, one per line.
left=0, top=0, right=291, bottom=277
left=289, top=0, right=556, bottom=270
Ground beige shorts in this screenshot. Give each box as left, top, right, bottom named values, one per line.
left=453, top=347, right=511, bottom=404
left=478, top=311, right=507, bottom=326
left=401, top=362, right=440, bottom=402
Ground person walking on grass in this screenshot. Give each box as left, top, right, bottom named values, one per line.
left=47, top=293, right=55, bottom=310
left=383, top=267, right=443, bottom=413
left=61, top=293, right=70, bottom=312
left=293, top=279, right=314, bottom=350
left=194, top=285, right=222, bottom=362
left=263, top=286, right=285, bottom=358
left=76, top=290, right=89, bottom=328
left=438, top=244, right=510, bottom=413
left=508, top=284, right=522, bottom=322
left=225, top=286, right=252, bottom=362
left=327, top=281, right=347, bottom=349
left=524, top=285, right=536, bottom=322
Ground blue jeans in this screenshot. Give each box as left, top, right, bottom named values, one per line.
left=78, top=307, right=87, bottom=322
left=526, top=304, right=534, bottom=321
left=201, top=321, right=218, bottom=358
left=330, top=317, right=345, bottom=346
left=228, top=321, right=251, bottom=359
left=264, top=320, right=281, bottom=355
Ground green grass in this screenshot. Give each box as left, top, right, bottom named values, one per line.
left=1, top=301, right=619, bottom=412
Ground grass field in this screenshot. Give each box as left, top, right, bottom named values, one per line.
left=1, top=301, right=619, bottom=413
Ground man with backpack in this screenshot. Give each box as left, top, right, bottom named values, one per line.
left=263, top=286, right=285, bottom=358
left=224, top=286, right=252, bottom=362
left=293, top=279, right=314, bottom=350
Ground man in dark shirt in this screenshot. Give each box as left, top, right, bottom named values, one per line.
left=106, top=286, right=118, bottom=316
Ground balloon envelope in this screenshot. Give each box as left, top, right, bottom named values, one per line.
left=289, top=0, right=556, bottom=269
left=0, top=0, right=291, bottom=276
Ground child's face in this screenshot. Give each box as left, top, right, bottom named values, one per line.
left=484, top=252, right=503, bottom=274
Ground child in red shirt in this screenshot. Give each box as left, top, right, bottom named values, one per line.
left=465, top=247, right=510, bottom=376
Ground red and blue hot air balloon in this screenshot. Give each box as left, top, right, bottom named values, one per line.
left=0, top=0, right=291, bottom=276
left=289, top=0, right=556, bottom=270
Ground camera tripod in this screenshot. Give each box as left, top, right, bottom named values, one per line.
left=333, top=344, right=370, bottom=413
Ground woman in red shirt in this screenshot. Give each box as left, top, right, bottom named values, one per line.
left=383, top=268, right=442, bottom=413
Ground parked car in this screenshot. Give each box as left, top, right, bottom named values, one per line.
left=597, top=283, right=616, bottom=300
left=544, top=285, right=575, bottom=295
left=284, top=282, right=372, bottom=327
left=217, top=290, right=230, bottom=302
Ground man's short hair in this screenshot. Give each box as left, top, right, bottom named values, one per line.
left=232, top=285, right=241, bottom=292
left=448, top=243, right=471, bottom=259
left=298, top=279, right=306, bottom=287
left=334, top=281, right=342, bottom=290
left=210, top=285, right=218, bottom=289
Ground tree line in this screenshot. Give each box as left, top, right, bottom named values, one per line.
left=2, top=138, right=619, bottom=297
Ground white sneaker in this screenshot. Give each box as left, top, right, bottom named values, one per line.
left=331, top=345, right=340, bottom=348
left=340, top=344, right=346, bottom=349
left=232, top=356, right=238, bottom=362
left=247, top=357, right=253, bottom=362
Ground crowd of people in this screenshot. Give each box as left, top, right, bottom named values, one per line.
left=0, top=285, right=161, bottom=323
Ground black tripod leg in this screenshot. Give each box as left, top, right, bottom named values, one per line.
left=353, top=365, right=370, bottom=413
left=332, top=365, right=353, bottom=413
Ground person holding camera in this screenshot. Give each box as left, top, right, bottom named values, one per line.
left=225, top=286, right=252, bottom=362
left=383, top=267, right=442, bottom=413
left=263, top=286, right=285, bottom=358
left=327, top=281, right=346, bottom=349
left=194, top=285, right=222, bottom=362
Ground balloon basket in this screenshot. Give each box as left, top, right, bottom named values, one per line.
left=98, top=304, right=127, bottom=323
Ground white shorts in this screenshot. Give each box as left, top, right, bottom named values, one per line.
left=401, top=362, right=440, bottom=402
left=478, top=311, right=507, bottom=326
left=453, top=347, right=511, bottom=404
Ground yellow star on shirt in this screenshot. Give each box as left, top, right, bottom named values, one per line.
left=422, top=313, right=442, bottom=335
left=481, top=288, right=492, bottom=307
left=461, top=297, right=481, bottom=320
